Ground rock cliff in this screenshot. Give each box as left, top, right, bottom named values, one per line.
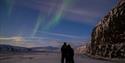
left=88, top=0, right=125, bottom=58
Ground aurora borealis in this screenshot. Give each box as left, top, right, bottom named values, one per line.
left=0, top=0, right=117, bottom=47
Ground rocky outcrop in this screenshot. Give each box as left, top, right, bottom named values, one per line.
left=88, top=0, right=125, bottom=58
left=76, top=45, right=88, bottom=54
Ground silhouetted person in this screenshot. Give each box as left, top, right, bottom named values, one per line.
left=66, top=44, right=74, bottom=63
left=61, top=42, right=67, bottom=63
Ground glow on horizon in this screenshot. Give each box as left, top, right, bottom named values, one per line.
left=0, top=36, right=24, bottom=46
left=0, top=36, right=23, bottom=41
left=12, top=36, right=23, bottom=42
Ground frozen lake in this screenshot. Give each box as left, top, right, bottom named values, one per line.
left=0, top=53, right=124, bottom=63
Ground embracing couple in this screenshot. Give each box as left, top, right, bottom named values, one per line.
left=61, top=42, right=74, bottom=63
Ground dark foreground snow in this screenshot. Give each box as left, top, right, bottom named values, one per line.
left=0, top=53, right=124, bottom=63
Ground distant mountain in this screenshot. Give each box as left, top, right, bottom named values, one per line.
left=0, top=44, right=30, bottom=52
left=31, top=46, right=59, bottom=52
left=0, top=44, right=59, bottom=53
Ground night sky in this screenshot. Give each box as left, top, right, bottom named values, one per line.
left=0, top=0, right=117, bottom=47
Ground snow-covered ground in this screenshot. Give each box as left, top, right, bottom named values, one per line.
left=0, top=53, right=124, bottom=63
